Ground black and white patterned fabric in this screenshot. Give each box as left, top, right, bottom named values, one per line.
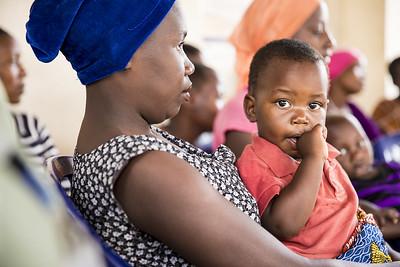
left=72, top=126, right=260, bottom=266
left=12, top=111, right=58, bottom=165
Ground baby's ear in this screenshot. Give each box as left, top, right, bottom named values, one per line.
left=243, top=93, right=257, bottom=122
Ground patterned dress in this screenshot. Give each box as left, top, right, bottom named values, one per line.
left=72, top=126, right=260, bottom=266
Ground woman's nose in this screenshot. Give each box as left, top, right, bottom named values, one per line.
left=325, top=29, right=336, bottom=50
left=185, top=55, right=195, bottom=76
left=18, top=62, right=27, bottom=78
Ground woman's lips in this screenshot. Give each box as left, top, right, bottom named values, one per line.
left=181, top=90, right=191, bottom=102
left=181, top=85, right=192, bottom=102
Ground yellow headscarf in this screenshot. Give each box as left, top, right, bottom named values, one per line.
left=230, top=0, right=320, bottom=90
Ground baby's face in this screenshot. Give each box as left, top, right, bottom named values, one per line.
left=248, top=60, right=329, bottom=158
left=328, top=120, right=373, bottom=179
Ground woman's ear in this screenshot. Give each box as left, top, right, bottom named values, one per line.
left=243, top=93, right=257, bottom=122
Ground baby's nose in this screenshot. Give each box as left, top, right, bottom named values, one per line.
left=291, top=109, right=309, bottom=125
left=292, top=117, right=308, bottom=124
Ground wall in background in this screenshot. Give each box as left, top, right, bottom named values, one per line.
left=384, top=0, right=400, bottom=99
left=326, top=0, right=385, bottom=114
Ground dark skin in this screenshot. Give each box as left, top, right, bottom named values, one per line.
left=245, top=60, right=400, bottom=260
left=328, top=61, right=366, bottom=110
left=244, top=60, right=329, bottom=239
left=75, top=3, right=398, bottom=266
left=0, top=36, right=26, bottom=104
left=224, top=1, right=334, bottom=159
left=327, top=117, right=400, bottom=241
left=166, top=69, right=219, bottom=145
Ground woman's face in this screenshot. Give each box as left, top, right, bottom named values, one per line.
left=336, top=61, right=366, bottom=95
left=292, top=1, right=334, bottom=64
left=119, top=4, right=194, bottom=124
left=0, top=37, right=26, bottom=104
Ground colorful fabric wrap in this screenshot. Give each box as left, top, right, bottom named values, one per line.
left=337, top=208, right=391, bottom=263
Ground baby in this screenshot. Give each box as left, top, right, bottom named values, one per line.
left=326, top=114, right=400, bottom=244
left=237, top=39, right=393, bottom=262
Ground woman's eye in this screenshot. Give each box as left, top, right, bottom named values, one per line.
left=309, top=102, right=322, bottom=110
left=276, top=100, right=291, bottom=108
left=313, top=30, right=323, bottom=36
left=311, top=24, right=324, bottom=36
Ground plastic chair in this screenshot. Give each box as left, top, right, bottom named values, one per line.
left=46, top=156, right=130, bottom=267
left=373, top=133, right=400, bottom=163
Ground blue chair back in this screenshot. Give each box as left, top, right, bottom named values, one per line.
left=46, top=156, right=130, bottom=267
left=373, top=133, right=400, bottom=163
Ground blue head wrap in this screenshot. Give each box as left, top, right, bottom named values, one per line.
left=26, top=0, right=176, bottom=85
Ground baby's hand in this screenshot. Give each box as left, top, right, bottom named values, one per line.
left=297, top=124, right=328, bottom=160
left=375, top=208, right=400, bottom=226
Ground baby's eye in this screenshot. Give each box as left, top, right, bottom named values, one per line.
left=275, top=100, right=291, bottom=109
left=339, top=148, right=348, bottom=156
left=309, top=102, right=322, bottom=110
left=357, top=139, right=367, bottom=149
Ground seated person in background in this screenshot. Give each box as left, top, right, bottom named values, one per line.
left=183, top=43, right=203, bottom=63
left=26, top=0, right=396, bottom=266
left=164, top=63, right=219, bottom=152
left=0, top=27, right=58, bottom=166
left=237, top=39, right=395, bottom=262
left=328, top=48, right=382, bottom=143
left=373, top=57, right=400, bottom=134
left=0, top=81, right=105, bottom=267
left=326, top=114, right=400, bottom=245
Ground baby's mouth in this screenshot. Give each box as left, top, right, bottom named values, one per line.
left=288, top=136, right=300, bottom=147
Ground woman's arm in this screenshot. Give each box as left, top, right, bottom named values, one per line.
left=112, top=150, right=382, bottom=267
left=386, top=242, right=400, bottom=262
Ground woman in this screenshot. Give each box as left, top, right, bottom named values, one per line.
left=26, top=0, right=397, bottom=266
left=0, top=28, right=58, bottom=166
left=212, top=0, right=334, bottom=158
left=328, top=49, right=382, bottom=143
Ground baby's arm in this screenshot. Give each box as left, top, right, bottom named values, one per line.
left=261, top=124, right=328, bottom=240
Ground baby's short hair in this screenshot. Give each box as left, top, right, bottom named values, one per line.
left=326, top=114, right=367, bottom=143
left=248, top=39, right=326, bottom=94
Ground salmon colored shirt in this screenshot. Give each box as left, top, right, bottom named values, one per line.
left=237, top=136, right=359, bottom=259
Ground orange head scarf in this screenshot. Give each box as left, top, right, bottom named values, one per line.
left=230, top=0, right=320, bottom=90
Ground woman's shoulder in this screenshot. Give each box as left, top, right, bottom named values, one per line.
left=74, top=131, right=174, bottom=159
